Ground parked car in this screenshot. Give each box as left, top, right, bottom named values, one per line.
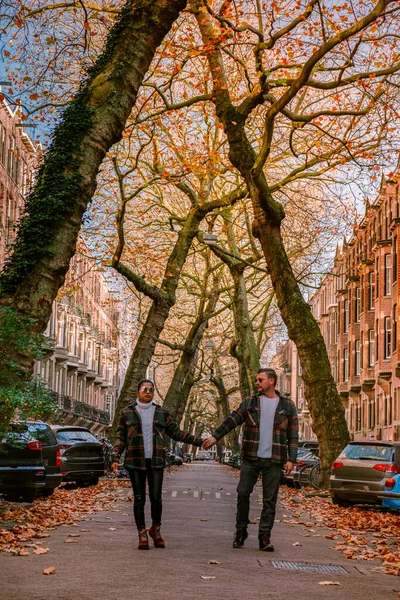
left=166, top=451, right=183, bottom=466
left=0, top=421, right=62, bottom=502
left=194, top=451, right=212, bottom=461
left=330, top=441, right=400, bottom=506
left=52, top=426, right=104, bottom=487
left=378, top=474, right=400, bottom=510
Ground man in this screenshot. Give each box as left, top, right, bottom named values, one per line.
left=203, top=368, right=298, bottom=551
left=111, top=379, right=203, bottom=550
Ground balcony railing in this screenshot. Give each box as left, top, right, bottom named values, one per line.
left=53, top=393, right=110, bottom=424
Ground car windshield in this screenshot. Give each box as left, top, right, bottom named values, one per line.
left=57, top=430, right=98, bottom=443
left=342, top=444, right=394, bottom=461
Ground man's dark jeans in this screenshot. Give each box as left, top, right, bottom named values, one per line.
left=236, top=457, right=282, bottom=536
left=128, top=459, right=164, bottom=529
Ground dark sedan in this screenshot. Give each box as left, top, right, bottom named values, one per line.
left=52, top=426, right=104, bottom=487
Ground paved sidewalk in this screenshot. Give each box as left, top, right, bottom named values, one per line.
left=1, top=463, right=399, bottom=600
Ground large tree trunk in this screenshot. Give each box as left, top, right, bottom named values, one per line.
left=0, top=0, right=186, bottom=377
left=211, top=373, right=240, bottom=453
left=230, top=268, right=260, bottom=398
left=163, top=279, right=220, bottom=421
left=195, top=6, right=349, bottom=487
left=209, top=242, right=260, bottom=399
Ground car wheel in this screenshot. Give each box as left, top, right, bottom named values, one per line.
left=41, top=488, right=54, bottom=497
left=88, top=477, right=99, bottom=486
left=20, top=488, right=37, bottom=503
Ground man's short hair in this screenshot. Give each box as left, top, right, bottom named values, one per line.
left=137, top=378, right=154, bottom=391
left=257, top=368, right=277, bottom=385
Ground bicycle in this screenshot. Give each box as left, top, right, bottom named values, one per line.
left=298, top=460, right=320, bottom=490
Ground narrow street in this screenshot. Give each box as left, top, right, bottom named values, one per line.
left=1, top=463, right=398, bottom=600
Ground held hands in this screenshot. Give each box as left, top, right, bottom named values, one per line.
left=202, top=436, right=217, bottom=450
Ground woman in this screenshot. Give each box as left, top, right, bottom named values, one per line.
left=111, top=379, right=203, bottom=549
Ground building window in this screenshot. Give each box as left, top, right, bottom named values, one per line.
left=360, top=331, right=363, bottom=370
left=369, top=400, right=376, bottom=430
left=355, top=287, right=360, bottom=322
left=334, top=310, right=338, bottom=342
left=343, top=347, right=349, bottom=381
left=368, top=272, right=375, bottom=309
left=0, top=121, right=5, bottom=165
left=356, top=404, right=361, bottom=433
left=368, top=329, right=375, bottom=367
left=384, top=254, right=392, bottom=295
left=343, top=299, right=349, bottom=333
left=360, top=275, right=364, bottom=313
left=376, top=257, right=379, bottom=298
left=384, top=316, right=391, bottom=359
left=393, top=304, right=397, bottom=352
left=355, top=340, right=361, bottom=376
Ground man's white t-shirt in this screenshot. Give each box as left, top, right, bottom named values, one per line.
left=257, top=395, right=279, bottom=458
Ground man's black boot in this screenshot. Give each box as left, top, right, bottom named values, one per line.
left=259, top=534, right=274, bottom=552
left=233, top=528, right=248, bottom=548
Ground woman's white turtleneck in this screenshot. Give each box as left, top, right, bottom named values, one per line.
left=136, top=399, right=156, bottom=459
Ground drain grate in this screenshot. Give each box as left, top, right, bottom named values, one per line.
left=271, top=561, right=348, bottom=575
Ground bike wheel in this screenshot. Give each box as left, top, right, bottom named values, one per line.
left=309, top=463, right=321, bottom=489
left=298, top=464, right=313, bottom=487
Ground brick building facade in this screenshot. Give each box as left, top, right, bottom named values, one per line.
left=0, top=96, right=119, bottom=433
left=274, top=171, right=400, bottom=443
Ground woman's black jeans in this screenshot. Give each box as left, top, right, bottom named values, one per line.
left=128, top=460, right=164, bottom=529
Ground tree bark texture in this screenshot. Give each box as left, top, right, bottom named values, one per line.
left=209, top=244, right=260, bottom=400
left=0, top=0, right=186, bottom=376
left=211, top=373, right=240, bottom=452
left=162, top=283, right=220, bottom=422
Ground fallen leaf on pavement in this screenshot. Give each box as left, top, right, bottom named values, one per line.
left=200, top=576, right=216, bottom=580
left=65, top=538, right=78, bottom=543
left=200, top=519, right=209, bottom=522
left=319, top=581, right=340, bottom=586
left=208, top=560, right=221, bottom=565
left=291, top=542, right=302, bottom=546
left=42, top=567, right=56, bottom=575
left=33, top=547, right=49, bottom=555
left=69, top=534, right=80, bottom=538
left=109, top=527, right=117, bottom=531
left=80, top=529, right=90, bottom=532
left=18, top=549, right=30, bottom=556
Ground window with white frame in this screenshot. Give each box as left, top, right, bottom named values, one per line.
left=368, top=271, right=375, bottom=309
left=343, top=299, right=349, bottom=332
left=355, top=340, right=361, bottom=376
left=384, top=254, right=392, bottom=295
left=384, top=316, right=391, bottom=359
left=343, top=347, right=349, bottom=381
left=355, top=287, right=361, bottom=322
left=368, top=329, right=375, bottom=367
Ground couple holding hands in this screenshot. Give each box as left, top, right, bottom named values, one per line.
left=111, top=369, right=298, bottom=551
